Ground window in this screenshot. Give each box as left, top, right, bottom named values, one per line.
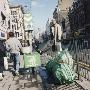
left=12, top=25, right=14, bottom=30
left=13, top=24, right=16, bottom=30
left=8, top=20, right=10, bottom=29
left=13, top=11, right=17, bottom=15
left=4, top=4, right=6, bottom=10
left=11, top=11, right=13, bottom=15
left=15, top=31, right=19, bottom=37
left=20, top=33, right=22, bottom=36
left=1, top=11, right=6, bottom=20
left=11, top=11, right=17, bottom=15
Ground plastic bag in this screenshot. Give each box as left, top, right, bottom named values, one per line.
left=54, top=49, right=73, bottom=68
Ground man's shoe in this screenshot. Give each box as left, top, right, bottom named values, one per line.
left=0, top=76, right=3, bottom=81
left=15, top=73, right=19, bottom=76
left=15, top=71, right=19, bottom=76
left=0, top=73, right=3, bottom=81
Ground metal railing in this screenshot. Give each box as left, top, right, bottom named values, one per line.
left=40, top=35, right=90, bottom=81
left=67, top=35, right=90, bottom=80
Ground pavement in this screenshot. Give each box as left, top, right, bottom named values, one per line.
left=0, top=41, right=90, bottom=90
left=0, top=54, right=84, bottom=90
left=0, top=62, right=43, bottom=90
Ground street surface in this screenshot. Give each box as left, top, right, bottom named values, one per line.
left=0, top=42, right=90, bottom=90
left=0, top=60, right=84, bottom=90
left=0, top=62, right=43, bottom=90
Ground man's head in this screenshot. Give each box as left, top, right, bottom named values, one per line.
left=52, top=19, right=56, bottom=25
left=8, top=32, right=14, bottom=38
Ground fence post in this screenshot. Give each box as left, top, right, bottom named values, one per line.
left=75, top=38, right=80, bottom=80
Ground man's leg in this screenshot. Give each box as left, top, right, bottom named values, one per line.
left=0, top=58, right=4, bottom=80
left=56, top=42, right=62, bottom=52
left=0, top=66, right=3, bottom=79
left=10, top=54, right=16, bottom=71
left=15, top=53, right=20, bottom=74
left=32, top=67, right=35, bottom=75
left=58, top=42, right=62, bottom=51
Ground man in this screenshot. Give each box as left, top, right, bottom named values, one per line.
left=6, top=32, right=22, bottom=75
left=52, top=19, right=62, bottom=52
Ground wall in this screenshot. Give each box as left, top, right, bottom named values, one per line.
left=0, top=0, right=10, bottom=39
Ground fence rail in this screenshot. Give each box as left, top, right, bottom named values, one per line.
left=66, top=35, right=90, bottom=80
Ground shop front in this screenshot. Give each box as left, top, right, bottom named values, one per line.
left=0, top=31, right=7, bottom=40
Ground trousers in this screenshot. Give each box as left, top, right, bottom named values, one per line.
left=10, top=53, right=20, bottom=72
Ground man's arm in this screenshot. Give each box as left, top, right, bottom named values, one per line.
left=58, top=24, right=62, bottom=41
left=18, top=40, right=22, bottom=52
left=5, top=41, right=11, bottom=52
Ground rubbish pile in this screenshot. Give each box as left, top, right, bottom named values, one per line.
left=46, top=49, right=76, bottom=85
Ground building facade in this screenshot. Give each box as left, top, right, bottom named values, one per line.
left=53, top=0, right=73, bottom=23
left=10, top=5, right=25, bottom=40
left=68, top=0, right=89, bottom=36
left=53, top=0, right=74, bottom=38
left=0, top=0, right=10, bottom=40
left=85, top=0, right=90, bottom=34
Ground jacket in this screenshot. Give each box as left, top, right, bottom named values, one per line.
left=5, top=37, right=22, bottom=54
left=52, top=23, right=62, bottom=44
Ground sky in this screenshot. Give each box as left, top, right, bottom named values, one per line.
left=8, top=0, right=57, bottom=34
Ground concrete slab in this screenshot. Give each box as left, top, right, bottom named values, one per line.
left=76, top=79, right=90, bottom=90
